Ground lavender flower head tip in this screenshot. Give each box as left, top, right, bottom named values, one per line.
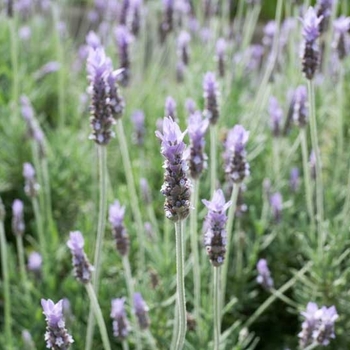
left=23, top=163, right=35, bottom=178
left=41, top=299, right=64, bottom=327
left=133, top=293, right=148, bottom=311
left=12, top=199, right=24, bottom=216
left=67, top=231, right=85, bottom=254
left=188, top=112, right=209, bottom=135
left=216, top=38, right=226, bottom=55
left=270, top=192, right=283, bottom=210
left=111, top=298, right=126, bottom=318
left=109, top=200, right=126, bottom=226
left=227, top=125, right=249, bottom=149
left=257, top=258, right=268, bottom=272
left=87, top=47, right=111, bottom=81
left=155, top=117, right=187, bottom=145
left=28, top=252, right=42, bottom=271
left=86, top=30, right=101, bottom=49
left=202, top=189, right=232, bottom=213
left=302, top=7, right=323, bottom=41
left=333, top=16, right=350, bottom=34
left=203, top=72, right=217, bottom=91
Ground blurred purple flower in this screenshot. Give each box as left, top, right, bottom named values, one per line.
left=164, top=96, right=177, bottom=121
left=131, top=110, right=145, bottom=146
left=140, top=178, right=151, bottom=205
left=203, top=72, right=219, bottom=124
left=23, top=162, right=39, bottom=198
left=215, top=38, right=226, bottom=77
left=12, top=199, right=25, bottom=236
left=292, top=85, right=308, bottom=127
left=256, top=259, right=274, bottom=290
left=133, top=293, right=150, bottom=329
left=270, top=192, right=282, bottom=223
left=268, top=96, right=283, bottom=137
left=86, top=31, right=101, bottom=49
left=28, top=251, right=42, bottom=272
left=185, top=98, right=196, bottom=115
left=177, top=31, right=191, bottom=65
left=19, top=26, right=31, bottom=41
left=290, top=167, right=300, bottom=192
left=109, top=201, right=129, bottom=256
left=111, top=298, right=130, bottom=339
left=333, top=16, right=350, bottom=60
left=115, top=25, right=132, bottom=86
left=316, top=0, right=334, bottom=33
left=310, top=150, right=316, bottom=180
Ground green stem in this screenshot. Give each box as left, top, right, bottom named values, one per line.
left=116, top=121, right=144, bottom=269
left=122, top=256, right=142, bottom=350
left=16, top=235, right=28, bottom=293
left=221, top=183, right=240, bottom=307
left=303, top=343, right=319, bottom=350
left=122, top=341, right=129, bottom=350
left=210, top=125, right=217, bottom=195
left=273, top=138, right=280, bottom=185
left=86, top=145, right=107, bottom=350
left=300, top=129, right=316, bottom=235
left=307, top=80, right=324, bottom=252
left=0, top=212, right=13, bottom=348
left=213, top=267, right=221, bottom=350
left=146, top=205, right=160, bottom=240
left=10, top=17, right=19, bottom=121
left=335, top=65, right=344, bottom=184
left=190, top=180, right=200, bottom=324
left=243, top=262, right=312, bottom=329
left=173, top=220, right=187, bottom=350
left=85, top=283, right=112, bottom=350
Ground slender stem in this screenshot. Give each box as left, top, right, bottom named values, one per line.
left=122, top=256, right=142, bottom=350
left=270, top=288, right=299, bottom=309
left=307, top=80, right=324, bottom=252
left=335, top=65, right=344, bottom=183
left=85, top=283, right=112, bottom=350
left=173, top=221, right=187, bottom=350
left=86, top=145, right=107, bottom=350
left=221, top=183, right=240, bottom=307
left=10, top=17, right=19, bottom=121
left=273, top=138, right=280, bottom=185
left=147, top=205, right=160, bottom=240
left=116, top=121, right=144, bottom=269
left=300, top=129, right=316, bottom=235
left=210, top=125, right=217, bottom=195
left=16, top=235, right=28, bottom=292
left=0, top=216, right=13, bottom=348
left=303, top=343, right=319, bottom=350
left=190, top=180, right=200, bottom=324
left=213, top=267, right=221, bottom=350
left=122, top=341, right=129, bottom=350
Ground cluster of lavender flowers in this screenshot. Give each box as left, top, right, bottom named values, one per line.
left=23, top=163, right=40, bottom=198
left=87, top=47, right=125, bottom=145
left=256, top=259, right=274, bottom=290
left=202, top=189, right=232, bottom=267
left=110, top=298, right=130, bottom=339
left=156, top=117, right=191, bottom=222
left=299, top=302, right=338, bottom=348
left=41, top=299, right=74, bottom=349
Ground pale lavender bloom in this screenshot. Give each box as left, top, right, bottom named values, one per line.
left=119, top=0, right=130, bottom=25
left=224, top=125, right=250, bottom=183
left=270, top=192, right=282, bottom=223
left=155, top=117, right=191, bottom=221
left=129, top=0, right=142, bottom=36
left=310, top=150, right=316, bottom=179
left=111, top=298, right=130, bottom=339
left=67, top=231, right=93, bottom=283
left=131, top=110, right=145, bottom=146
left=188, top=111, right=209, bottom=179
left=12, top=199, right=25, bottom=236
left=144, top=222, right=154, bottom=239
left=176, top=61, right=185, bottom=83
left=109, top=201, right=129, bottom=256
left=133, top=293, right=150, bottom=329
left=292, top=85, right=308, bottom=127
left=316, top=0, right=334, bottom=33
left=33, top=61, right=60, bottom=80
left=299, top=302, right=320, bottom=347
left=268, top=96, right=283, bottom=137
left=28, top=252, right=42, bottom=272
left=185, top=98, right=196, bottom=115
left=200, top=27, right=212, bottom=43
left=290, top=167, right=300, bottom=192
left=263, top=21, right=276, bottom=48
left=19, top=26, right=31, bottom=40
left=41, top=299, right=74, bottom=349
left=23, top=162, right=40, bottom=198
left=177, top=31, right=191, bottom=65
left=256, top=259, right=274, bottom=290
left=140, top=178, right=151, bottom=205
left=159, top=0, right=174, bottom=42
left=203, top=72, right=219, bottom=124
left=301, top=7, right=323, bottom=80
left=202, top=189, right=232, bottom=267
left=247, top=44, right=264, bottom=71
left=22, top=330, right=35, bottom=349
left=165, top=96, right=177, bottom=121
left=333, top=16, right=350, bottom=60
left=115, top=25, right=132, bottom=86
left=86, top=31, right=101, bottom=49
left=216, top=38, right=226, bottom=77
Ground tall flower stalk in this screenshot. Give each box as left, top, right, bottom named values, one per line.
left=202, top=190, right=232, bottom=350
left=0, top=197, right=12, bottom=348
left=156, top=117, right=191, bottom=350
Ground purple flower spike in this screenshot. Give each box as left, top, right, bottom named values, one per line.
left=333, top=16, right=350, bottom=60
left=23, top=162, right=40, bottom=198
left=87, top=47, right=124, bottom=145
left=133, top=293, right=150, bottom=330
left=203, top=72, right=220, bottom=125
left=290, top=167, right=300, bottom=192
left=115, top=25, right=132, bottom=86
left=155, top=117, right=191, bottom=221
left=270, top=192, right=282, bottom=223
left=263, top=21, right=276, bottom=48
left=310, top=150, right=316, bottom=180
left=109, top=201, right=129, bottom=256
left=177, top=31, right=191, bottom=66
left=256, top=259, right=274, bottom=290
left=111, top=298, right=130, bottom=340
left=12, top=199, right=25, bottom=236
left=28, top=251, right=42, bottom=272
left=301, top=7, right=323, bottom=80
left=292, top=85, right=308, bottom=127
left=67, top=231, right=93, bottom=284
left=202, top=189, right=232, bottom=267
left=188, top=111, right=209, bottom=179
left=140, top=178, right=152, bottom=205
left=185, top=98, right=196, bottom=115
left=216, top=38, right=226, bottom=77
left=131, top=110, right=145, bottom=146
left=164, top=96, right=177, bottom=122
left=224, top=125, right=250, bottom=184
left=41, top=299, right=74, bottom=349
left=316, top=0, right=334, bottom=33
left=298, top=302, right=338, bottom=347
left=86, top=31, right=101, bottom=49
left=130, top=0, right=142, bottom=36
left=159, top=0, right=174, bottom=43
left=268, top=96, right=283, bottom=137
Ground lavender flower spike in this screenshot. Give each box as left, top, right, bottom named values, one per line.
left=224, top=125, right=250, bottom=184
left=12, top=199, right=25, bottom=236
left=333, top=16, right=350, bottom=60
left=203, top=72, right=220, bottom=125
left=155, top=117, right=191, bottom=221
left=28, top=252, right=42, bottom=273
left=41, top=299, right=74, bottom=349
left=316, top=0, right=334, bottom=33
left=133, top=292, right=150, bottom=329
left=131, top=110, right=145, bottom=146
left=108, top=201, right=130, bottom=256
left=177, top=31, right=191, bottom=66
left=188, top=111, right=209, bottom=179
left=299, top=302, right=320, bottom=348
left=290, top=167, right=300, bottom=192
left=23, top=162, right=40, bottom=198
left=115, top=25, right=132, bottom=86
left=67, top=231, right=93, bottom=284
left=164, top=96, right=177, bottom=122
left=301, top=7, right=323, bottom=80
left=111, top=298, right=130, bottom=340
left=270, top=192, right=282, bottom=223
left=292, top=85, right=308, bottom=127
left=256, top=259, right=274, bottom=290
left=268, top=96, right=283, bottom=137
left=215, top=38, right=226, bottom=77
left=202, top=189, right=232, bottom=267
